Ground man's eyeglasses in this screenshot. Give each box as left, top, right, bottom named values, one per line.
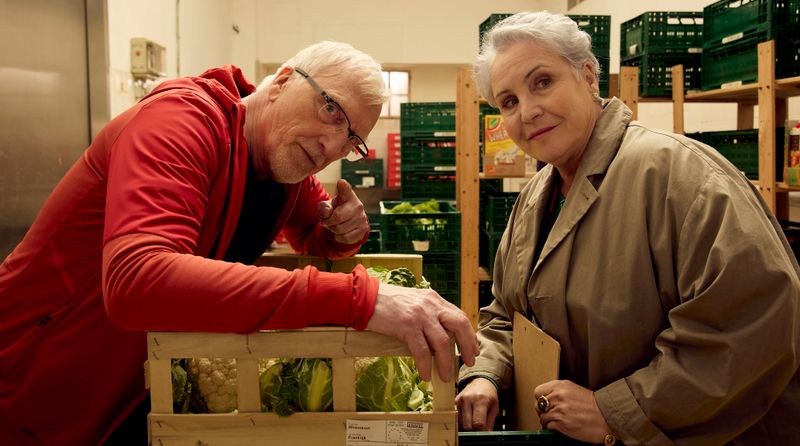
left=294, top=67, right=369, bottom=162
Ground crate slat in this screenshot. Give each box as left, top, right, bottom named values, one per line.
left=149, top=411, right=458, bottom=445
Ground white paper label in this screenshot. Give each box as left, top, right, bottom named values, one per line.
left=346, top=419, right=429, bottom=446
left=721, top=32, right=744, bottom=44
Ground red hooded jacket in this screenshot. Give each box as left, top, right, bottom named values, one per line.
left=0, top=66, right=378, bottom=445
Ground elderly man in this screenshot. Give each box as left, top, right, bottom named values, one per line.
left=0, top=41, right=478, bottom=446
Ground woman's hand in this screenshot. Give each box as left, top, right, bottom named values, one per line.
left=534, top=380, right=614, bottom=444
left=456, top=377, right=500, bottom=431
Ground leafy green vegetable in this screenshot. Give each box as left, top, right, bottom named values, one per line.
left=354, top=356, right=433, bottom=412
left=259, top=358, right=333, bottom=416
left=172, top=265, right=433, bottom=417
left=365, top=266, right=430, bottom=289
left=385, top=199, right=441, bottom=214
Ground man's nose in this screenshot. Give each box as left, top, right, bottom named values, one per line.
left=318, top=132, right=351, bottom=159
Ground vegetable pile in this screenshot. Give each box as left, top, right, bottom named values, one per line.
left=170, top=266, right=434, bottom=415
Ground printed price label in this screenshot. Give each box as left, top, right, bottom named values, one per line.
left=346, top=419, right=429, bottom=446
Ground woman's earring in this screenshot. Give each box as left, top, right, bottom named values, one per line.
left=592, top=92, right=603, bottom=104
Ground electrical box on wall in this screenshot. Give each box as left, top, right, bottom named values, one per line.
left=130, top=37, right=166, bottom=80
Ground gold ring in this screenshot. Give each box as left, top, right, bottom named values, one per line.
left=536, top=395, right=550, bottom=413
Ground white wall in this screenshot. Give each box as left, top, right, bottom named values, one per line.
left=106, top=0, right=233, bottom=117
left=250, top=0, right=564, bottom=66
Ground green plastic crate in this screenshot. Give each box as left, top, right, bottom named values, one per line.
left=359, top=229, right=382, bottom=254
left=702, top=29, right=800, bottom=90
left=459, top=430, right=594, bottom=445
left=479, top=229, right=504, bottom=276
left=484, top=191, right=519, bottom=234
left=703, top=0, right=799, bottom=47
left=421, top=251, right=460, bottom=306
left=400, top=102, right=456, bottom=138
left=340, top=158, right=383, bottom=189
left=400, top=136, right=456, bottom=170
left=400, top=168, right=456, bottom=199
left=620, top=11, right=704, bottom=59
left=379, top=199, right=460, bottom=254
left=621, top=52, right=702, bottom=97
left=687, top=128, right=784, bottom=179
left=570, top=15, right=612, bottom=51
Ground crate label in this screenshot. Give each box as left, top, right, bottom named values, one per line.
left=720, top=80, right=744, bottom=89
left=433, top=131, right=457, bottom=137
left=721, top=32, right=743, bottom=45
left=346, top=419, right=429, bottom=445
left=433, top=165, right=457, bottom=172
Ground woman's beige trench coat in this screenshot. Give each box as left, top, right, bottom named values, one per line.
left=459, top=99, right=800, bottom=445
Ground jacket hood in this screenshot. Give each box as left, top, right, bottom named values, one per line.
left=147, top=65, right=256, bottom=116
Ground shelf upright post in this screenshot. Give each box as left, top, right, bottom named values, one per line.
left=672, top=64, right=685, bottom=134
left=757, top=40, right=777, bottom=214
left=456, top=67, right=480, bottom=329
left=620, top=66, right=639, bottom=120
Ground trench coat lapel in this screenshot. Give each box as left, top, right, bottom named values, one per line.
left=528, top=98, right=633, bottom=274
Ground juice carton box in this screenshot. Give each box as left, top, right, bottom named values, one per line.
left=484, top=114, right=525, bottom=176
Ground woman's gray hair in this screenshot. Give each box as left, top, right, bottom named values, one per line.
left=257, top=41, right=389, bottom=106
left=475, top=11, right=600, bottom=107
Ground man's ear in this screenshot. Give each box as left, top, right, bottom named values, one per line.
left=267, top=65, right=294, bottom=101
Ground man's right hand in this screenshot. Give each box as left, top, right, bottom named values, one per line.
left=365, top=282, right=479, bottom=382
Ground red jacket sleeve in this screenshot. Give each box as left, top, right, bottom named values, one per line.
left=100, top=91, right=377, bottom=333
left=103, top=233, right=377, bottom=332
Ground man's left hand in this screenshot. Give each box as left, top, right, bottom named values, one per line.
left=316, top=179, right=369, bottom=244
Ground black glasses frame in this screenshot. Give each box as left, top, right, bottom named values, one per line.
left=294, top=67, right=369, bottom=160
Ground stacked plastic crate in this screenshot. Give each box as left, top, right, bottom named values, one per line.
left=479, top=13, right=612, bottom=97
left=399, top=102, right=457, bottom=199
left=620, top=11, right=704, bottom=97
left=691, top=0, right=799, bottom=179
left=479, top=183, right=519, bottom=278
left=701, top=0, right=800, bottom=90
left=389, top=103, right=461, bottom=304
left=386, top=132, right=401, bottom=190
left=378, top=200, right=461, bottom=305
left=686, top=128, right=784, bottom=180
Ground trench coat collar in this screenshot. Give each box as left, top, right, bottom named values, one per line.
left=521, top=98, right=633, bottom=273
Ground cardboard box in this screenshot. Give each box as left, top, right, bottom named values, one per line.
left=483, top=115, right=526, bottom=177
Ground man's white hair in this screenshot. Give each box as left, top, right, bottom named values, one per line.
left=257, top=40, right=389, bottom=106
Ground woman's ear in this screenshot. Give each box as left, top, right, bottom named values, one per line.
left=582, top=62, right=599, bottom=95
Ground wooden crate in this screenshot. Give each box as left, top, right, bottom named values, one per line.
left=254, top=253, right=423, bottom=283
left=146, top=329, right=457, bottom=445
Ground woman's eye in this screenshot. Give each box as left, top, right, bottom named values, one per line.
left=536, top=77, right=551, bottom=89
left=501, top=97, right=518, bottom=110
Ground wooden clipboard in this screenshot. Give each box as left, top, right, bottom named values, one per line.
left=512, top=311, right=560, bottom=430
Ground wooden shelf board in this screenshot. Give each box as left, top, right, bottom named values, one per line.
left=478, top=267, right=491, bottom=282
left=776, top=183, right=800, bottom=193
left=478, top=172, right=535, bottom=179
left=681, top=75, right=800, bottom=102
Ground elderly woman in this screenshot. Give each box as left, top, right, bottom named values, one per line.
left=456, top=11, right=800, bottom=445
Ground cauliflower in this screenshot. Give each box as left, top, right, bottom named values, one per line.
left=189, top=358, right=238, bottom=413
